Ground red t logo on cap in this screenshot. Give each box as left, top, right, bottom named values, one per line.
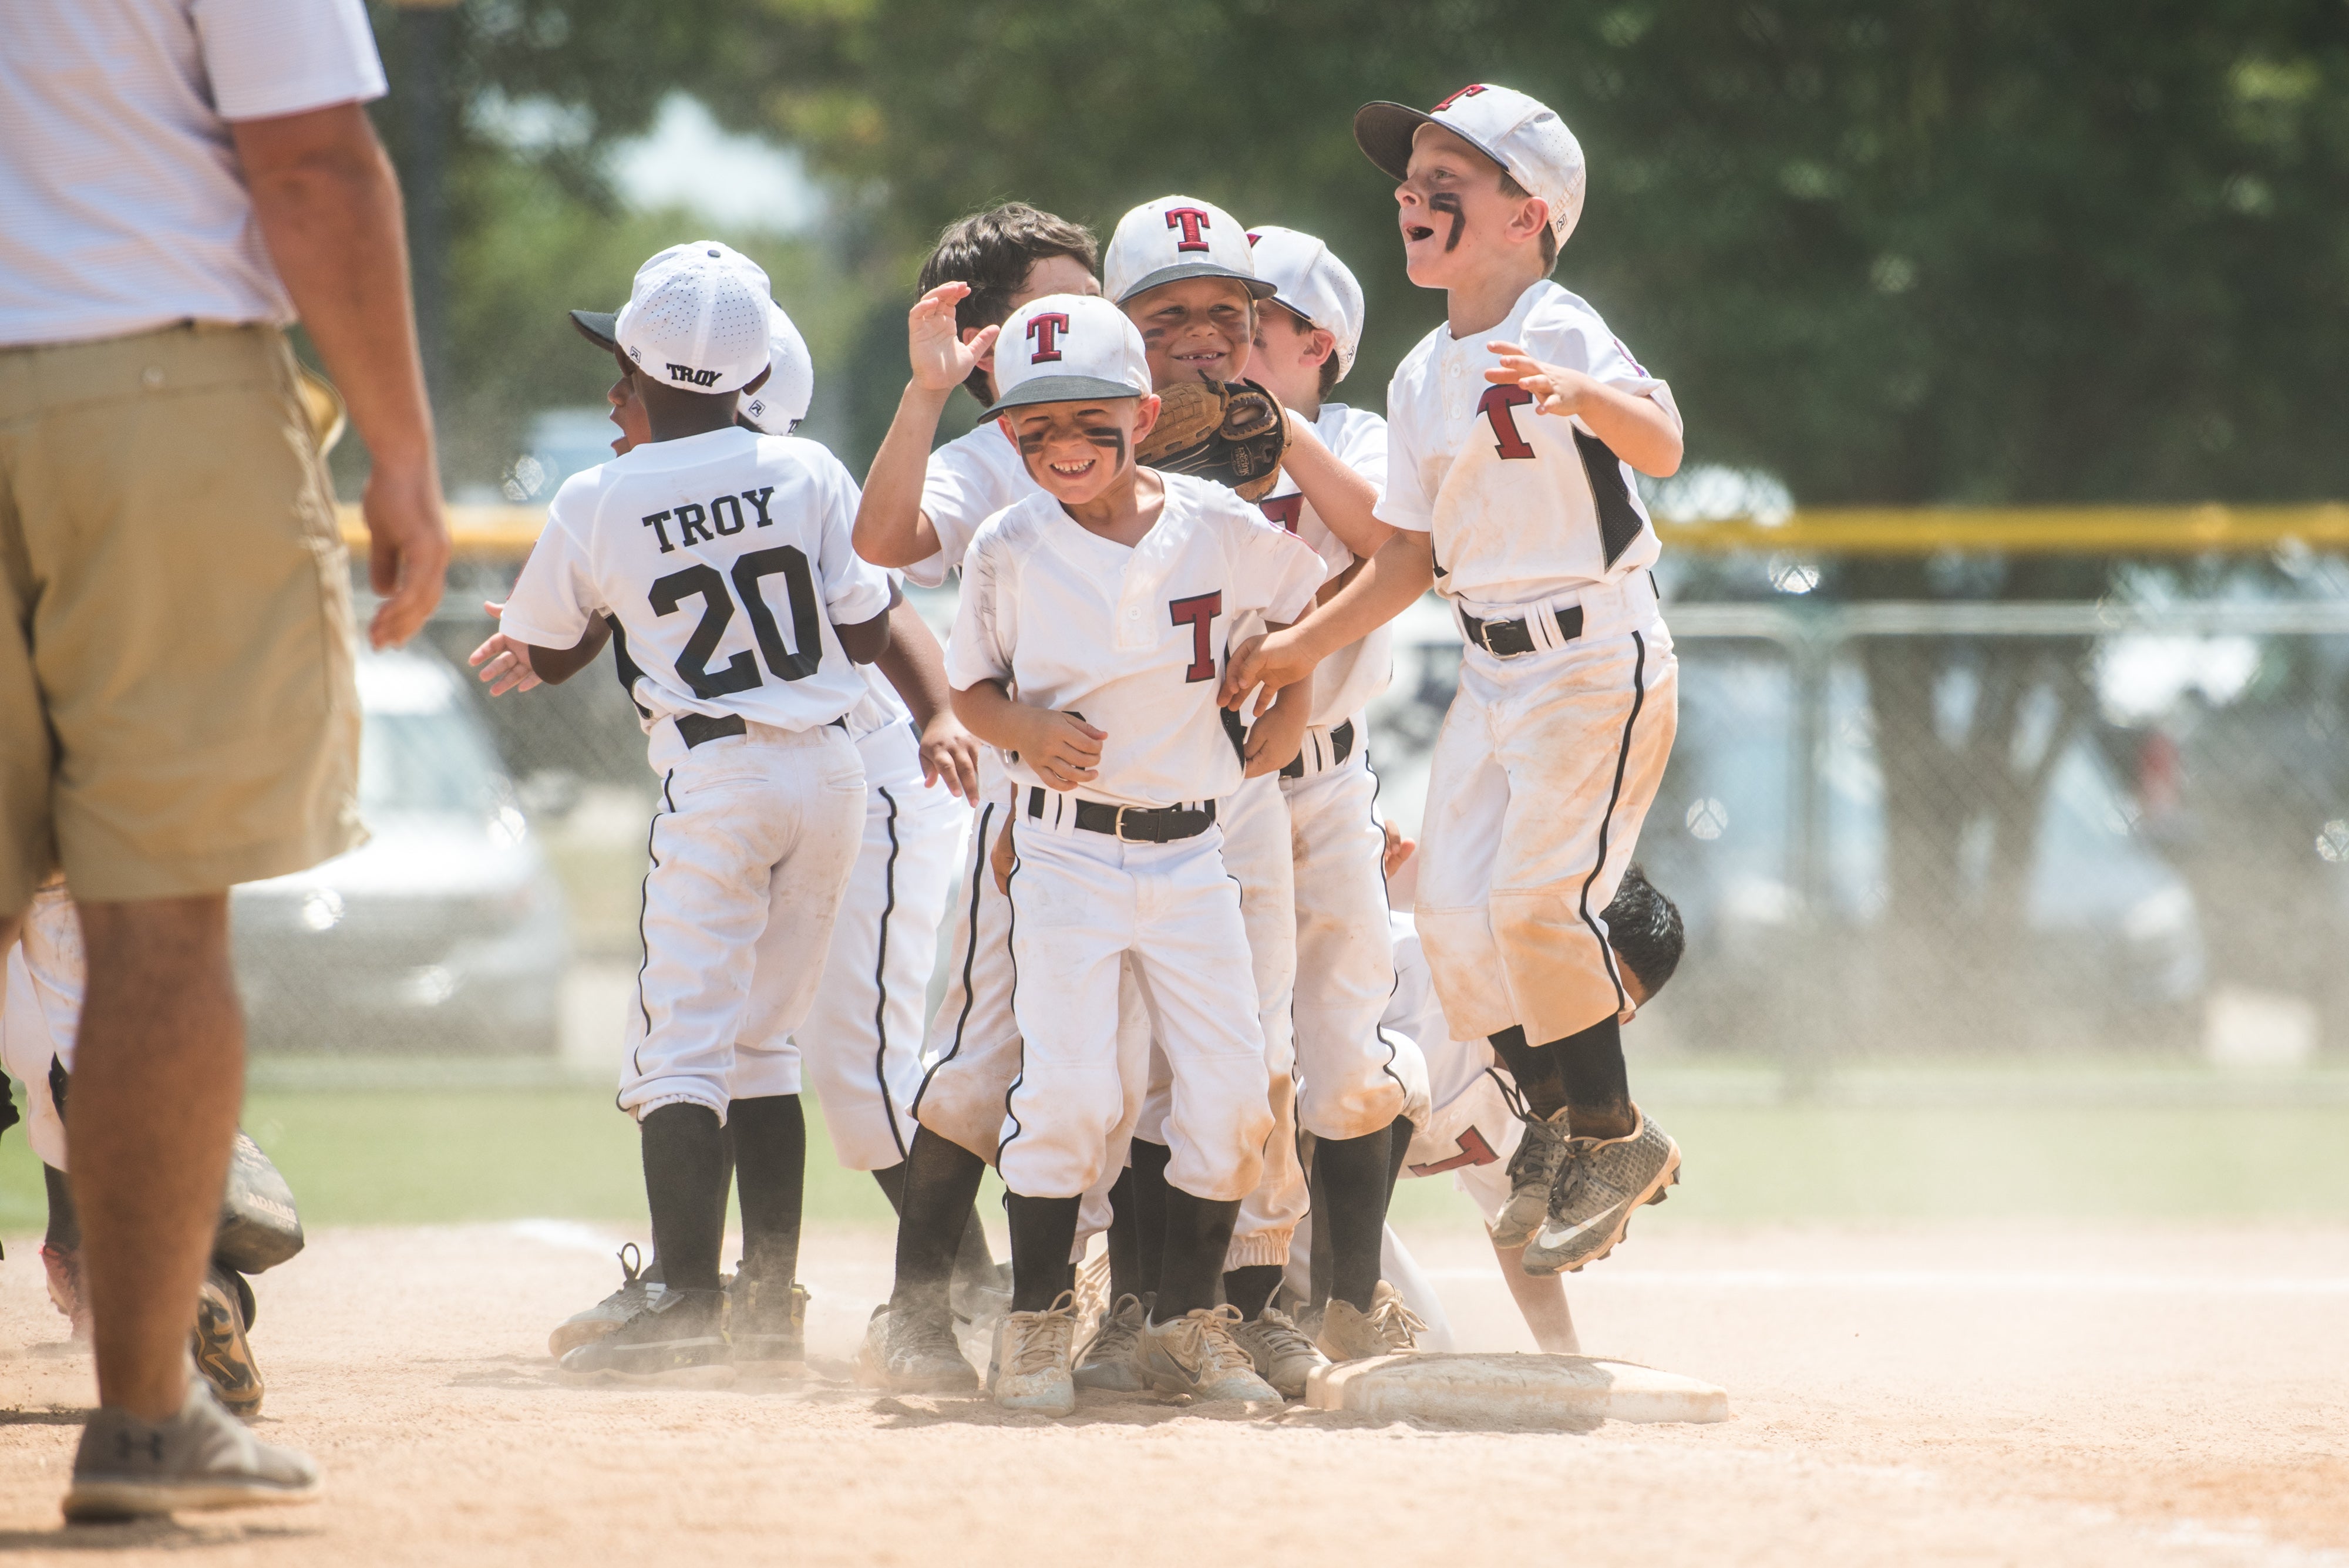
left=1165, top=207, right=1212, bottom=253
left=1027, top=312, right=1070, bottom=364
left=1433, top=84, right=1489, bottom=112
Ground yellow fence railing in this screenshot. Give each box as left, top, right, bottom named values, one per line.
left=338, top=502, right=2349, bottom=562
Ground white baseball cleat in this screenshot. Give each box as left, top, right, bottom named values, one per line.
left=1230, top=1307, right=1327, bottom=1397
left=991, top=1291, right=1080, bottom=1415
left=1136, top=1305, right=1279, bottom=1403
left=1315, top=1281, right=1426, bottom=1363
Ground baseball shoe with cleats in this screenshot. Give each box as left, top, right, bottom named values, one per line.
left=990, top=1291, right=1079, bottom=1415
left=41, top=1243, right=91, bottom=1341
left=548, top=1243, right=661, bottom=1358
left=1490, top=1108, right=1573, bottom=1250
left=1316, top=1281, right=1427, bottom=1363
left=1229, top=1307, right=1327, bottom=1397
left=191, top=1264, right=264, bottom=1419
left=728, top=1274, right=809, bottom=1374
left=1073, top=1292, right=1149, bottom=1392
left=558, top=1287, right=729, bottom=1384
left=880, top=1298, right=981, bottom=1394
left=1521, top=1108, right=1681, bottom=1277
left=64, top=1377, right=321, bottom=1522
left=1136, top=1305, right=1280, bottom=1404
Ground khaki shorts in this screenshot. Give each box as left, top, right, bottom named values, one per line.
left=1, top=322, right=363, bottom=914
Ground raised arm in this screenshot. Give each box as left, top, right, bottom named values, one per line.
left=1280, top=418, right=1393, bottom=561
left=854, top=283, right=1001, bottom=569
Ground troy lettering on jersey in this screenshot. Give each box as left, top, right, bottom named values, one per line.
left=1433, top=83, right=1489, bottom=112
left=666, top=363, right=722, bottom=388
left=1256, top=494, right=1304, bottom=534
left=1476, top=385, right=1538, bottom=460
left=641, top=489, right=783, bottom=554
left=1026, top=312, right=1070, bottom=364
left=1164, top=207, right=1212, bottom=253
left=1168, top=591, right=1222, bottom=682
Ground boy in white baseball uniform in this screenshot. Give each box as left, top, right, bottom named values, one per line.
left=1231, top=84, right=1687, bottom=1278
left=497, top=243, right=896, bottom=1379
left=947, top=294, right=1325, bottom=1413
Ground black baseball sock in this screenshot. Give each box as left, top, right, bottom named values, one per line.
left=42, top=1164, right=78, bottom=1252
left=1550, top=1015, right=1634, bottom=1139
left=1385, top=1116, right=1416, bottom=1197
left=871, top=1160, right=906, bottom=1212
left=888, top=1128, right=985, bottom=1318
left=876, top=1158, right=998, bottom=1287
left=1155, top=1186, right=1241, bottom=1318
left=1223, top=1263, right=1284, bottom=1321
left=1317, top=1125, right=1392, bottom=1313
left=1306, top=1150, right=1332, bottom=1311
left=1106, top=1167, right=1142, bottom=1301
left=639, top=1102, right=728, bottom=1294
left=1004, top=1193, right=1081, bottom=1312
left=1128, top=1139, right=1173, bottom=1301
left=730, top=1094, right=805, bottom=1286
left=1489, top=1025, right=1568, bottom=1121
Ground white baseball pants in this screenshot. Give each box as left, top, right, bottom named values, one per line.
left=1418, top=580, right=1678, bottom=1047
left=618, top=719, right=866, bottom=1122
left=999, top=804, right=1271, bottom=1205
left=1, top=881, right=80, bottom=1170
left=1282, top=739, right=1406, bottom=1139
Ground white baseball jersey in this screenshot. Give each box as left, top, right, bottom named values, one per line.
left=503, top=427, right=892, bottom=736
left=1250, top=402, right=1392, bottom=729
left=905, top=419, right=1039, bottom=589
left=947, top=475, right=1324, bottom=810
left=1378, top=280, right=1678, bottom=608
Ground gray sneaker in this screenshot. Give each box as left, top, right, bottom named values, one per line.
left=1490, top=1109, right=1573, bottom=1249
left=881, top=1298, right=981, bottom=1394
left=558, top=1287, right=729, bottom=1382
left=1072, top=1293, right=1149, bottom=1392
left=65, top=1378, right=321, bottom=1522
left=548, top=1243, right=661, bottom=1358
left=1229, top=1307, right=1327, bottom=1397
left=1521, top=1108, right=1681, bottom=1276
left=1136, top=1305, right=1279, bottom=1403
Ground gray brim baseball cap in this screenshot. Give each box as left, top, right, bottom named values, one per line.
left=569, top=309, right=620, bottom=351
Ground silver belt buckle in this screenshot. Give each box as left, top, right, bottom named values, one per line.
left=1113, top=806, right=1142, bottom=843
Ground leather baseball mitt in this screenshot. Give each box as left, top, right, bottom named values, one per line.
left=1139, top=377, right=1288, bottom=501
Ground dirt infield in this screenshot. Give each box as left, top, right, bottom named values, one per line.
left=3, top=1222, right=2344, bottom=1566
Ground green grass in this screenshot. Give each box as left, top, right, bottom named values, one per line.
left=8, top=1079, right=2349, bottom=1234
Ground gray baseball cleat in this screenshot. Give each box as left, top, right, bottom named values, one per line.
left=880, top=1299, right=981, bottom=1394
left=1521, top=1108, right=1681, bottom=1276
left=1072, top=1292, right=1149, bottom=1392
left=1490, top=1108, right=1573, bottom=1250
left=1229, top=1307, right=1327, bottom=1397
left=990, top=1292, right=1080, bottom=1415
left=1315, top=1281, right=1428, bottom=1363
left=558, top=1287, right=729, bottom=1383
left=1135, top=1305, right=1280, bottom=1403
left=728, top=1274, right=809, bottom=1374
left=548, top=1243, right=661, bottom=1358
left=64, top=1378, right=321, bottom=1522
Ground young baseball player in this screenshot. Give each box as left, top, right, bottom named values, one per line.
left=1230, top=83, right=1687, bottom=1278
left=947, top=292, right=1326, bottom=1413
left=478, top=295, right=987, bottom=1367
left=496, top=241, right=896, bottom=1380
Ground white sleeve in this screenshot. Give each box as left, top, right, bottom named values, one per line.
left=813, top=458, right=894, bottom=625
left=1335, top=412, right=1389, bottom=488
left=944, top=529, right=1015, bottom=690
left=1234, top=514, right=1328, bottom=626
left=198, top=0, right=388, bottom=121
left=1372, top=378, right=1434, bottom=534
left=910, top=442, right=996, bottom=589
left=497, top=502, right=599, bottom=652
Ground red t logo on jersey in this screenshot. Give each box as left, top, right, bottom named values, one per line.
left=1167, top=591, right=1222, bottom=682
left=1433, top=84, right=1489, bottom=112
left=1476, top=385, right=1538, bottom=460
left=1408, top=1124, right=1500, bottom=1177
left=1164, top=207, right=1212, bottom=253
left=1256, top=494, right=1304, bottom=533
left=1026, top=312, right=1070, bottom=364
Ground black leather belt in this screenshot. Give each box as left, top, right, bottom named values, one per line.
left=1459, top=604, right=1584, bottom=658
left=1280, top=719, right=1355, bottom=780
left=675, top=712, right=843, bottom=748
left=1028, top=788, right=1217, bottom=843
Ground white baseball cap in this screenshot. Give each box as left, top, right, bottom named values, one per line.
left=1354, top=84, right=1587, bottom=248
left=613, top=241, right=774, bottom=396
left=1103, top=195, right=1280, bottom=306
left=1244, top=226, right=1367, bottom=381
left=979, top=294, right=1152, bottom=420
left=738, top=301, right=814, bottom=435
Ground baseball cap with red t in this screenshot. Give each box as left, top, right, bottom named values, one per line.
left=979, top=294, right=1153, bottom=420
left=1353, top=84, right=1587, bottom=248
left=1103, top=195, right=1281, bottom=307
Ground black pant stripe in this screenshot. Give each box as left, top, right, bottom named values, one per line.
left=870, top=787, right=907, bottom=1163
left=624, top=770, right=678, bottom=1106
left=1572, top=631, right=1647, bottom=1018
left=911, top=799, right=994, bottom=1117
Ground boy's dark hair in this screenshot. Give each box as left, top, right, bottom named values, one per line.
left=1601, top=863, right=1682, bottom=996
left=1496, top=171, right=1560, bottom=273
left=915, top=203, right=1099, bottom=403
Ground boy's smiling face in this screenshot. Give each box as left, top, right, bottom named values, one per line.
left=1125, top=277, right=1256, bottom=388
left=1396, top=123, right=1547, bottom=290
left=999, top=395, right=1162, bottom=507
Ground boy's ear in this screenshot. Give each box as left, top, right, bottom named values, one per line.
left=1132, top=393, right=1163, bottom=449
left=1307, top=327, right=1338, bottom=369
left=1507, top=194, right=1552, bottom=250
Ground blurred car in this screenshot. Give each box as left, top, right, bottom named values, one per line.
left=230, top=650, right=570, bottom=1055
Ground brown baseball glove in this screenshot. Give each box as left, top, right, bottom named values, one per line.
left=1138, top=378, right=1288, bottom=501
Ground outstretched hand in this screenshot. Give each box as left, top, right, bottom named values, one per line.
left=1485, top=340, right=1600, bottom=419
left=910, top=282, right=1001, bottom=395
left=469, top=601, right=540, bottom=696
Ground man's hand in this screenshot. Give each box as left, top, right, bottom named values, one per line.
left=1019, top=709, right=1106, bottom=791
left=920, top=711, right=985, bottom=803
left=361, top=460, right=450, bottom=648
left=1221, top=630, right=1317, bottom=717
left=910, top=282, right=1000, bottom=395
left=1485, top=341, right=1600, bottom=419
left=467, top=601, right=540, bottom=695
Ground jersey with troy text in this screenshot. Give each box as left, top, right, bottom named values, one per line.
left=1377, top=280, right=1678, bottom=610
left=907, top=419, right=1040, bottom=588
left=1248, top=402, right=1391, bottom=730
left=503, top=426, right=893, bottom=738
left=947, top=474, right=1325, bottom=810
